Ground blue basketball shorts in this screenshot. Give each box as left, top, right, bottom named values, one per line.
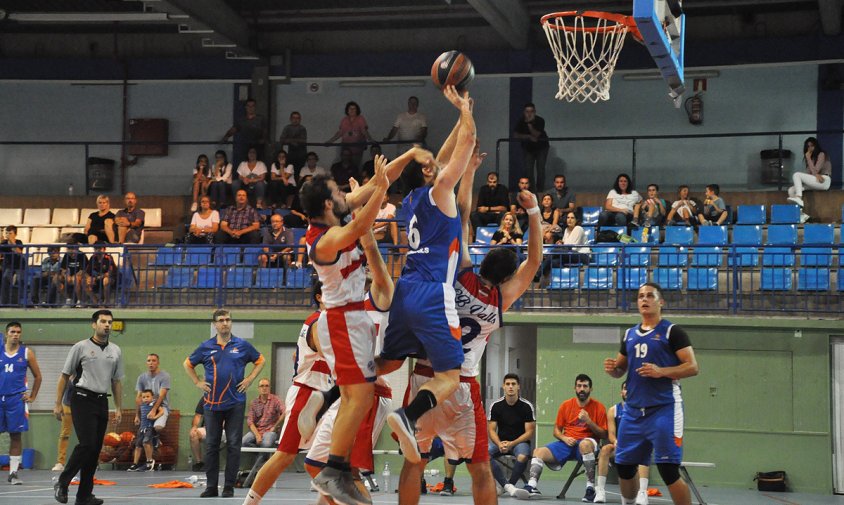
left=0, top=394, right=29, bottom=433
left=615, top=402, right=684, bottom=466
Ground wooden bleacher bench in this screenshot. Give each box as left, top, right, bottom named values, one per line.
left=103, top=409, right=180, bottom=470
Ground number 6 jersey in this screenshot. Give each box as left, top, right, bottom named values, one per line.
left=620, top=319, right=691, bottom=408
left=400, top=186, right=462, bottom=285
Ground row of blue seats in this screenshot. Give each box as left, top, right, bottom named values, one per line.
left=579, top=203, right=803, bottom=226
left=547, top=265, right=836, bottom=291
left=161, top=266, right=312, bottom=289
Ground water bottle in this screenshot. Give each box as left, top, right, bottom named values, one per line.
left=382, top=462, right=391, bottom=493
left=641, top=226, right=649, bottom=244
left=67, top=183, right=74, bottom=196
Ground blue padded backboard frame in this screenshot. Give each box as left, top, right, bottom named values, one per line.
left=633, top=0, right=685, bottom=97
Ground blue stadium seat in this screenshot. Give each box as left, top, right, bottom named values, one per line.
left=761, top=268, right=792, bottom=290
left=600, top=226, right=626, bottom=237
left=653, top=267, right=683, bottom=290
left=801, top=224, right=834, bottom=266
left=242, top=247, right=262, bottom=266
left=736, top=205, right=766, bottom=224
left=590, top=246, right=619, bottom=266
left=697, top=225, right=727, bottom=245
left=549, top=267, right=579, bottom=290
left=582, top=226, right=596, bottom=245
left=657, top=246, right=688, bottom=267
left=153, top=247, right=181, bottom=266
left=692, top=246, right=723, bottom=267
left=255, top=268, right=284, bottom=288
left=728, top=225, right=762, bottom=267
left=687, top=267, right=718, bottom=291
left=664, top=226, right=693, bottom=245
left=183, top=246, right=213, bottom=266
left=225, top=267, right=254, bottom=288
left=215, top=247, right=241, bottom=266
left=798, top=268, right=830, bottom=291
left=583, top=267, right=612, bottom=290
left=762, top=224, right=797, bottom=267
left=631, top=226, right=659, bottom=244
left=162, top=267, right=193, bottom=288
left=469, top=246, right=486, bottom=266
left=622, top=246, right=651, bottom=266
left=274, top=208, right=291, bottom=217
left=581, top=206, right=601, bottom=226
left=196, top=267, right=223, bottom=288
left=770, top=204, right=800, bottom=224
left=616, top=267, right=648, bottom=290
left=292, top=227, right=307, bottom=245
left=285, top=267, right=313, bottom=288
left=475, top=227, right=497, bottom=245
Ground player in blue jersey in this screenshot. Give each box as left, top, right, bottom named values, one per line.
left=376, top=85, right=476, bottom=464
left=604, top=283, right=699, bottom=505
left=1, top=322, right=43, bottom=485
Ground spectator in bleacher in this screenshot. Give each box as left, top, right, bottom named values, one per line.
left=279, top=111, right=308, bottom=171
left=285, top=175, right=309, bottom=229
left=216, top=189, right=261, bottom=245
left=326, top=100, right=373, bottom=167
left=788, top=136, right=832, bottom=216
left=187, top=196, right=220, bottom=245
left=31, top=246, right=62, bottom=306
left=361, top=143, right=385, bottom=180
left=666, top=185, right=698, bottom=227
left=697, top=184, right=729, bottom=226
left=84, top=245, right=116, bottom=307
left=513, top=103, right=550, bottom=191
left=209, top=150, right=233, bottom=210
left=471, top=172, right=511, bottom=239
left=259, top=214, right=295, bottom=268
left=632, top=183, right=668, bottom=228
left=191, top=154, right=211, bottom=213
left=383, top=96, right=428, bottom=154
left=557, top=211, right=591, bottom=265
left=242, top=379, right=285, bottom=473
left=374, top=193, right=399, bottom=245
left=330, top=147, right=361, bottom=192
left=267, top=150, right=296, bottom=209
left=491, top=212, right=523, bottom=245
left=0, top=226, right=24, bottom=305
left=60, top=243, right=87, bottom=307
left=115, top=192, right=145, bottom=244
left=234, top=147, right=268, bottom=210
left=550, top=175, right=576, bottom=214
left=510, top=177, right=533, bottom=231
left=599, top=173, right=641, bottom=229
left=221, top=98, right=267, bottom=167
left=298, top=152, right=327, bottom=182
left=84, top=195, right=116, bottom=244
left=539, top=194, right=562, bottom=244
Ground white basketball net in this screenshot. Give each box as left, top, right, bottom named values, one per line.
left=542, top=13, right=631, bottom=103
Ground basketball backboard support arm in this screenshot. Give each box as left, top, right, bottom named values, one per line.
left=634, top=0, right=686, bottom=100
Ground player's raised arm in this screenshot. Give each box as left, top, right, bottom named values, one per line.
left=431, top=86, right=476, bottom=216
left=500, top=191, right=542, bottom=311
left=360, top=227, right=394, bottom=311
left=457, top=143, right=485, bottom=270
left=436, top=115, right=462, bottom=165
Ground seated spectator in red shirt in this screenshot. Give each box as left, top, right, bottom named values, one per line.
left=216, top=190, right=261, bottom=245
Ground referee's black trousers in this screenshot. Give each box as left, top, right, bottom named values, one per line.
left=59, top=389, right=109, bottom=500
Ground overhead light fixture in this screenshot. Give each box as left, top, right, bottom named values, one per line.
left=339, top=79, right=427, bottom=88
left=622, top=69, right=720, bottom=81
left=202, top=38, right=237, bottom=48
left=8, top=12, right=170, bottom=23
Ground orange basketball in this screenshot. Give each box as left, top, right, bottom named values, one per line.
left=103, top=432, right=121, bottom=448
left=99, top=446, right=117, bottom=463
left=431, top=50, right=474, bottom=91
left=120, top=431, right=135, bottom=445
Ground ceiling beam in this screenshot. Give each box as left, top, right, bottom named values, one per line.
left=818, top=0, right=843, bottom=35
left=157, top=0, right=254, bottom=55
left=467, top=0, right=530, bottom=49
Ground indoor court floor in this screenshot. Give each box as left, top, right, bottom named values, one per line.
left=2, top=470, right=844, bottom=505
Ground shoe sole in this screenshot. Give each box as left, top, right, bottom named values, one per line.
left=310, top=480, right=357, bottom=505
left=386, top=412, right=421, bottom=464
left=54, top=484, right=69, bottom=504
left=512, top=488, right=532, bottom=500
left=297, top=392, right=324, bottom=441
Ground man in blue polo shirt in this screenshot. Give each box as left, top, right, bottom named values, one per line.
left=184, top=309, right=265, bottom=499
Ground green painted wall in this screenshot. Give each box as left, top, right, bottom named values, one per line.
left=3, top=309, right=842, bottom=494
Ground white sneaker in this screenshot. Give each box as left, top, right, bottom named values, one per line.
left=636, top=488, right=649, bottom=505
left=190, top=202, right=198, bottom=212
left=52, top=463, right=65, bottom=471
left=504, top=483, right=518, bottom=496
left=787, top=196, right=804, bottom=208
left=593, top=487, right=607, bottom=503
left=800, top=212, right=810, bottom=224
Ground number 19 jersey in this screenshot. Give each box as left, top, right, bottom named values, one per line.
left=400, top=186, right=462, bottom=285
left=620, top=319, right=691, bottom=409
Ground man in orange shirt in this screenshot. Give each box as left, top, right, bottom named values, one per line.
left=516, top=374, right=607, bottom=502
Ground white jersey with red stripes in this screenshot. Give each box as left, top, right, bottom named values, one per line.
left=306, top=223, right=367, bottom=308
left=292, top=310, right=333, bottom=391
left=454, top=267, right=503, bottom=377
left=365, top=293, right=393, bottom=391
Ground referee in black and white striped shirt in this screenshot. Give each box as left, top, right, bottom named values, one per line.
left=53, top=310, right=124, bottom=505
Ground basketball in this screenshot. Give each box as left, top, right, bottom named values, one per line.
left=99, top=446, right=117, bottom=463
left=103, top=432, right=121, bottom=448
left=431, top=50, right=474, bottom=91
left=120, top=431, right=135, bottom=446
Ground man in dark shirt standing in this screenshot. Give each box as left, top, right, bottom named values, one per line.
left=279, top=111, right=307, bottom=172
left=470, top=172, right=510, bottom=238
left=222, top=98, right=267, bottom=166
left=488, top=373, right=536, bottom=498
left=513, top=103, right=550, bottom=191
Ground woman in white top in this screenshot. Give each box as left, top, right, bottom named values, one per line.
left=268, top=149, right=297, bottom=208
left=787, top=136, right=832, bottom=212
left=208, top=150, right=233, bottom=210
left=599, top=173, right=641, bottom=228
left=557, top=211, right=591, bottom=265
left=187, top=196, right=220, bottom=244
left=665, top=185, right=698, bottom=226
left=233, top=146, right=268, bottom=209
left=298, top=151, right=328, bottom=182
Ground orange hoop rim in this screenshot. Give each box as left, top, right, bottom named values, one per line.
left=541, top=11, right=642, bottom=42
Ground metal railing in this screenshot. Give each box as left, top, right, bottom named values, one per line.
left=1, top=243, right=841, bottom=315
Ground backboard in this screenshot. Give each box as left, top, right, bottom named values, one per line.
left=633, top=0, right=686, bottom=98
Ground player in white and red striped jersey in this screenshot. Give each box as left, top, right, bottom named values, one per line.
left=241, top=282, right=333, bottom=503
left=398, top=145, right=544, bottom=505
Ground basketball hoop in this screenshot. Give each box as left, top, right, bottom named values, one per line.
left=541, top=11, right=641, bottom=103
